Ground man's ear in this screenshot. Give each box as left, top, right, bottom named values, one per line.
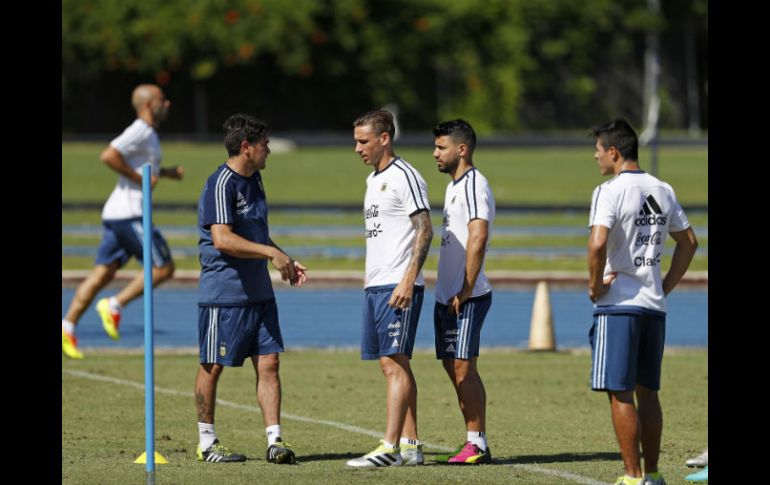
left=379, top=132, right=390, bottom=146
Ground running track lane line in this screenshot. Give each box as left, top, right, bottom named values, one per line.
left=64, top=369, right=608, bottom=485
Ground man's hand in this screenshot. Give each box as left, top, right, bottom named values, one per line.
left=289, top=261, right=309, bottom=287
left=269, top=249, right=297, bottom=283
left=388, top=279, right=414, bottom=310
left=161, top=166, right=184, bottom=180
left=448, top=288, right=473, bottom=316
left=589, top=273, right=617, bottom=303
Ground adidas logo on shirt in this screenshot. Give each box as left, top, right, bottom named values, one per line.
left=235, top=191, right=252, bottom=215
left=634, top=195, right=667, bottom=226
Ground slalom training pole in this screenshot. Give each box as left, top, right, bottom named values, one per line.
left=142, top=163, right=156, bottom=483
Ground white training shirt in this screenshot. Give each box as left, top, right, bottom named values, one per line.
left=101, top=118, right=162, bottom=220
left=364, top=157, right=430, bottom=288
left=589, top=170, right=690, bottom=313
left=434, top=168, right=495, bottom=305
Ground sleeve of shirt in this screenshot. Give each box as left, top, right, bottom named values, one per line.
left=201, top=171, right=235, bottom=228
left=666, top=185, right=690, bottom=232
left=110, top=125, right=139, bottom=157
left=110, top=123, right=161, bottom=177
left=465, top=170, right=492, bottom=222
left=589, top=184, right=616, bottom=229
left=396, top=164, right=430, bottom=216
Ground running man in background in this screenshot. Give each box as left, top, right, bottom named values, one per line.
left=346, top=109, right=433, bottom=468
left=194, top=114, right=307, bottom=464
left=586, top=119, right=698, bottom=485
left=431, top=119, right=495, bottom=465
left=61, top=84, right=182, bottom=359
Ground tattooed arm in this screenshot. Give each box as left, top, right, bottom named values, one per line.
left=388, top=210, right=433, bottom=309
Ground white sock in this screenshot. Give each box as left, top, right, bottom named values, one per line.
left=400, top=437, right=421, bottom=446
left=198, top=422, right=217, bottom=450
left=108, top=296, right=122, bottom=312
left=382, top=440, right=396, bottom=450
left=265, top=424, right=281, bottom=445
left=467, top=431, right=487, bottom=451
left=62, top=319, right=75, bottom=335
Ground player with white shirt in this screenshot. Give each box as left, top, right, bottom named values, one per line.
left=431, top=119, right=495, bottom=465
left=587, top=119, right=698, bottom=485
left=61, top=84, right=183, bottom=359
left=346, top=109, right=433, bottom=468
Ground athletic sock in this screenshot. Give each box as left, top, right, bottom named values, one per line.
left=400, top=437, right=421, bottom=446
left=108, top=296, right=122, bottom=312
left=62, top=319, right=75, bottom=335
left=265, top=424, right=281, bottom=445
left=467, top=431, right=487, bottom=451
left=198, top=422, right=216, bottom=451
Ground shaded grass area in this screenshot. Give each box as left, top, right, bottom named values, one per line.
left=62, top=349, right=707, bottom=485
left=63, top=143, right=708, bottom=206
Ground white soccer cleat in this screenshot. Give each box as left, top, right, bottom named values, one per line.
left=400, top=442, right=424, bottom=465
left=685, top=448, right=708, bottom=468
left=346, top=440, right=402, bottom=467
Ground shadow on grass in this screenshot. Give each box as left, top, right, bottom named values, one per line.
left=297, top=452, right=362, bottom=463
left=493, top=451, right=621, bottom=465
left=294, top=450, right=621, bottom=465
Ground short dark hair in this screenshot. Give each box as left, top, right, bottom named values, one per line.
left=353, top=110, right=395, bottom=140
left=590, top=118, right=638, bottom=161
left=223, top=114, right=269, bottom=157
left=432, top=119, right=477, bottom=152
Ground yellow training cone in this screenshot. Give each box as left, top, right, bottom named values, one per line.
left=134, top=451, right=169, bottom=464
left=528, top=281, right=556, bottom=351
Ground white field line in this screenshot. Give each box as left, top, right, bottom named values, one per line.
left=64, top=369, right=608, bottom=485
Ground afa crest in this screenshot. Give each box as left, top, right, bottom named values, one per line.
left=219, top=345, right=227, bottom=357
left=380, top=182, right=388, bottom=192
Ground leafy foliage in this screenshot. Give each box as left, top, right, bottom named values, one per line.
left=62, top=0, right=707, bottom=133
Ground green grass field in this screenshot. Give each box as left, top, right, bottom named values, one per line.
left=62, top=142, right=708, bottom=206
left=62, top=349, right=707, bottom=485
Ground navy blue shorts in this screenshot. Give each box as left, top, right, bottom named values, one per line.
left=360, top=285, right=424, bottom=360
left=198, top=300, right=284, bottom=367
left=589, top=312, right=665, bottom=392
left=95, top=218, right=172, bottom=268
left=434, top=293, right=492, bottom=360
